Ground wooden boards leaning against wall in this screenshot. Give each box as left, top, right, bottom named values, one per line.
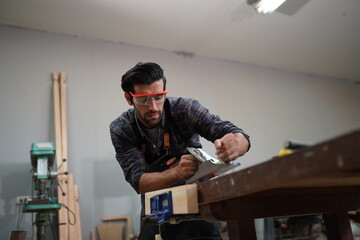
left=52, top=72, right=82, bottom=240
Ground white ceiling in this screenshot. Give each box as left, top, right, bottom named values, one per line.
left=1, top=0, right=359, bottom=83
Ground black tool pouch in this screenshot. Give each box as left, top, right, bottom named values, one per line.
left=147, top=153, right=179, bottom=172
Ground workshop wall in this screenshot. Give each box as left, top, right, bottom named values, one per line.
left=0, top=24, right=359, bottom=239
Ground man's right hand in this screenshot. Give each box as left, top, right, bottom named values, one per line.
left=172, top=154, right=199, bottom=180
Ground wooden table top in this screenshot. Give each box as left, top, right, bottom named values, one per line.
left=198, top=129, right=360, bottom=205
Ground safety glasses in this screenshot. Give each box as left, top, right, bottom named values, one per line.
left=129, top=90, right=167, bottom=105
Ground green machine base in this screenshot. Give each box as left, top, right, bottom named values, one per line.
left=23, top=204, right=61, bottom=213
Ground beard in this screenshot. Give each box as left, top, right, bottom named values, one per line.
left=136, top=109, right=162, bottom=128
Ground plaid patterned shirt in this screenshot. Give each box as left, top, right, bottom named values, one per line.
left=110, top=97, right=250, bottom=193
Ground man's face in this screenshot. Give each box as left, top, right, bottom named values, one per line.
left=125, top=80, right=165, bottom=128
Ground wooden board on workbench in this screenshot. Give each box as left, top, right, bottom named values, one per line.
left=145, top=184, right=198, bottom=216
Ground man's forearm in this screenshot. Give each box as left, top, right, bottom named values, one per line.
left=137, top=154, right=199, bottom=194
left=137, top=168, right=180, bottom=194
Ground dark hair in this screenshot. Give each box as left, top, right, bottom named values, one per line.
left=121, top=62, right=167, bottom=93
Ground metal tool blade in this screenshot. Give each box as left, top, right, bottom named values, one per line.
left=186, top=147, right=240, bottom=183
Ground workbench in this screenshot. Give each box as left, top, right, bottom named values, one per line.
left=198, top=129, right=360, bottom=240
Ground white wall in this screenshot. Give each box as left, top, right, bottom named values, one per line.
left=0, top=25, right=359, bottom=239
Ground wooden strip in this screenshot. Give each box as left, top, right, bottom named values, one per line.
left=58, top=176, right=69, bottom=240
left=74, top=194, right=82, bottom=240
left=90, top=229, right=96, bottom=240
left=54, top=72, right=82, bottom=239
left=101, top=215, right=132, bottom=240
left=68, top=174, right=82, bottom=240
left=52, top=72, right=63, bottom=168
left=73, top=183, right=82, bottom=239
left=54, top=71, right=69, bottom=240
left=97, top=223, right=123, bottom=240
left=60, top=72, right=68, bottom=171
left=67, top=174, right=75, bottom=239
left=10, top=231, right=27, bottom=240
left=126, top=218, right=132, bottom=240
left=74, top=185, right=79, bottom=200
left=101, top=215, right=130, bottom=222
left=68, top=181, right=82, bottom=239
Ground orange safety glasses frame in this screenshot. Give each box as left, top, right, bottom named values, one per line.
left=128, top=89, right=168, bottom=98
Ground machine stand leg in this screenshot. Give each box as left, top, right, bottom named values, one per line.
left=323, top=211, right=353, bottom=240
left=227, top=218, right=257, bottom=240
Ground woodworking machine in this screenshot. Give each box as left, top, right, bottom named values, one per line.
left=19, top=142, right=63, bottom=240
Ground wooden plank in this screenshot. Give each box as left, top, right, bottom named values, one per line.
left=97, top=223, right=123, bottom=240
left=74, top=185, right=79, bottom=200
left=198, top=130, right=360, bottom=205
left=59, top=72, right=68, bottom=171
left=67, top=174, right=75, bottom=239
left=102, top=215, right=131, bottom=221
left=145, top=184, right=198, bottom=216
left=10, top=231, right=27, bottom=240
left=101, top=215, right=132, bottom=240
left=53, top=71, right=69, bottom=240
left=74, top=183, right=82, bottom=240
left=58, top=176, right=69, bottom=240
left=74, top=193, right=82, bottom=240
left=68, top=174, right=82, bottom=240
left=71, top=183, right=82, bottom=240
left=53, top=72, right=82, bottom=239
left=52, top=72, right=63, bottom=168
left=90, top=229, right=96, bottom=240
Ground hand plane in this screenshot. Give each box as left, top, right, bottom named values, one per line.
left=186, top=147, right=240, bottom=183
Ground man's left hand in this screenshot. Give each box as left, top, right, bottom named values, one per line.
left=214, top=133, right=249, bottom=162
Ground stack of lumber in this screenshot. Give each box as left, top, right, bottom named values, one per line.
left=52, top=72, right=82, bottom=239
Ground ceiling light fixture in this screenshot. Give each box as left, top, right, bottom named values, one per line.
left=248, top=0, right=287, bottom=14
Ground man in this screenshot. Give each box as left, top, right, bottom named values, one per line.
left=110, top=62, right=250, bottom=240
